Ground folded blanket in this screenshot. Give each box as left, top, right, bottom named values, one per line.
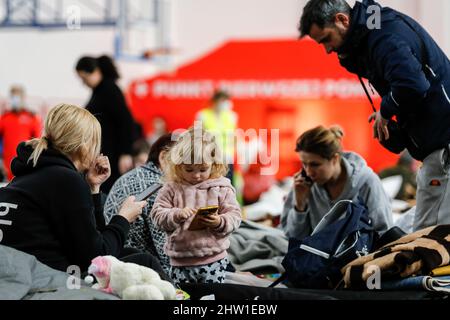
left=381, top=276, right=450, bottom=292
left=224, top=271, right=287, bottom=288
left=341, top=225, right=450, bottom=288
left=228, top=220, right=288, bottom=273
left=0, top=245, right=118, bottom=300
left=430, top=265, right=450, bottom=277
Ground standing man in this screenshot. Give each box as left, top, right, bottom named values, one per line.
left=299, top=0, right=450, bottom=231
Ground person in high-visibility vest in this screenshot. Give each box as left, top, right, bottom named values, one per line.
left=195, top=90, right=238, bottom=184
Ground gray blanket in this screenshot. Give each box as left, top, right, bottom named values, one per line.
left=0, top=245, right=118, bottom=300
left=228, top=221, right=288, bottom=273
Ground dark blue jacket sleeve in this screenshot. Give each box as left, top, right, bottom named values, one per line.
left=372, top=34, right=430, bottom=119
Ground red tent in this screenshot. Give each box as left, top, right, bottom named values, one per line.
left=127, top=38, right=399, bottom=179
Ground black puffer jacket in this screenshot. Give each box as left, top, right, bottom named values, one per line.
left=338, top=0, right=450, bottom=160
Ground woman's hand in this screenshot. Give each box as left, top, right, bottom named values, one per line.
left=118, top=196, right=147, bottom=223
left=174, top=207, right=196, bottom=224
left=198, top=212, right=221, bottom=229
left=86, top=154, right=111, bottom=193
left=293, top=170, right=312, bottom=211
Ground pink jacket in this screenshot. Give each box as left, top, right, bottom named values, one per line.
left=150, top=177, right=242, bottom=266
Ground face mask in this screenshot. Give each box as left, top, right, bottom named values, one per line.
left=217, top=100, right=232, bottom=111
left=10, top=95, right=22, bottom=109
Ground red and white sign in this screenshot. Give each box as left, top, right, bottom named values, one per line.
left=127, top=38, right=399, bottom=179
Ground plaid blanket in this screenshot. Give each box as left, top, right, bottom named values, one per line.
left=341, top=225, right=450, bottom=288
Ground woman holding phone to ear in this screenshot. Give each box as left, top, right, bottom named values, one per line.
left=280, top=125, right=393, bottom=240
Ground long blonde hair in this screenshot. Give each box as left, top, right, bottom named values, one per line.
left=164, top=126, right=228, bottom=182
left=27, top=103, right=101, bottom=169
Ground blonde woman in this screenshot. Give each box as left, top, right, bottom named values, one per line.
left=151, top=127, right=242, bottom=285
left=0, top=104, right=151, bottom=273
left=281, top=125, right=393, bottom=240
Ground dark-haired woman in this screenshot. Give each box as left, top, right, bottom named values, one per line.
left=280, top=125, right=393, bottom=240
left=76, top=55, right=137, bottom=192
left=103, top=133, right=176, bottom=275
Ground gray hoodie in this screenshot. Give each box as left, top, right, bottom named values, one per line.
left=280, top=152, right=393, bottom=239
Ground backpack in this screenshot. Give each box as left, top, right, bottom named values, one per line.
left=272, top=199, right=377, bottom=289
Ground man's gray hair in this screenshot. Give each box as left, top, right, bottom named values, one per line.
left=299, top=0, right=351, bottom=37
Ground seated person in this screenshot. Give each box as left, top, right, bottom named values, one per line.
left=379, top=151, right=417, bottom=203
left=131, top=138, right=151, bottom=168
left=0, top=103, right=167, bottom=279
left=104, top=133, right=175, bottom=275
left=281, top=125, right=393, bottom=240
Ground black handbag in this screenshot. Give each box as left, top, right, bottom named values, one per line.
left=383, top=119, right=408, bottom=154
left=270, top=199, right=376, bottom=289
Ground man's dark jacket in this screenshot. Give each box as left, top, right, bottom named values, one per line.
left=337, top=0, right=450, bottom=160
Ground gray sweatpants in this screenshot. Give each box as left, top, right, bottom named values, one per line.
left=414, top=145, right=450, bottom=231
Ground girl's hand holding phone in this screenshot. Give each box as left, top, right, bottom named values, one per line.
left=198, top=211, right=221, bottom=228
left=175, top=207, right=196, bottom=223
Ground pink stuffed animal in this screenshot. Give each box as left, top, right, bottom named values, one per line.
left=88, top=256, right=176, bottom=300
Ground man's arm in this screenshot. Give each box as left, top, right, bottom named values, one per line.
left=372, top=34, right=430, bottom=120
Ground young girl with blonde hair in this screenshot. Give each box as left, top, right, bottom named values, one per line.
left=151, top=126, right=242, bottom=284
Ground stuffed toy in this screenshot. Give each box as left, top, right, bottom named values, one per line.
left=87, top=255, right=177, bottom=300
left=341, top=224, right=450, bottom=288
